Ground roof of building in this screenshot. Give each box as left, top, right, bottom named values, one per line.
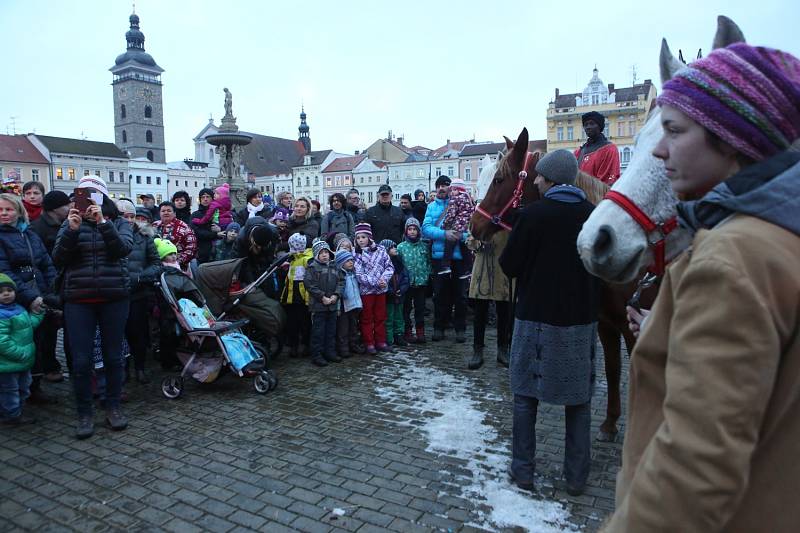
left=553, top=80, right=654, bottom=108
left=0, top=135, right=49, bottom=164
left=322, top=154, right=367, bottom=173
left=431, top=140, right=471, bottom=158
left=459, top=142, right=506, bottom=157
left=297, top=149, right=333, bottom=167
left=34, top=135, right=128, bottom=159
left=239, top=132, right=306, bottom=176
left=112, top=13, right=163, bottom=72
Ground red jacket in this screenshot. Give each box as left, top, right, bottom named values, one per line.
left=154, top=218, right=197, bottom=269
left=575, top=142, right=620, bottom=185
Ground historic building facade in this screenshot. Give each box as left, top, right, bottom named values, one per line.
left=546, top=68, right=656, bottom=170
left=111, top=13, right=166, bottom=164
left=0, top=135, right=51, bottom=192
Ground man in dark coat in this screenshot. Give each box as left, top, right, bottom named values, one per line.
left=190, top=188, right=219, bottom=264
left=499, top=149, right=600, bottom=496
left=30, top=191, right=71, bottom=255
left=139, top=193, right=160, bottom=221
left=364, top=184, right=404, bottom=244
left=346, top=189, right=366, bottom=223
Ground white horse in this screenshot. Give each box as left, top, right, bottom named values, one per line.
left=577, top=16, right=745, bottom=283
left=475, top=153, right=500, bottom=202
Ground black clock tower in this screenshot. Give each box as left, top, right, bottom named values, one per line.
left=110, top=11, right=166, bottom=163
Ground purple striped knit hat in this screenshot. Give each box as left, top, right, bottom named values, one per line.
left=354, top=222, right=372, bottom=238
left=658, top=43, right=800, bottom=161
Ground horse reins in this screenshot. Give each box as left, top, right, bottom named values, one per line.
left=603, top=190, right=678, bottom=277
left=475, top=151, right=536, bottom=231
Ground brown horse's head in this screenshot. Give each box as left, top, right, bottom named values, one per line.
left=470, top=127, right=541, bottom=241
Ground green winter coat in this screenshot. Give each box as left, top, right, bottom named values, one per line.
left=0, top=303, right=44, bottom=373
left=397, top=239, right=431, bottom=287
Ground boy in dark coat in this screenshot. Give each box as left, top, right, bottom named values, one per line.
left=303, top=239, right=344, bottom=367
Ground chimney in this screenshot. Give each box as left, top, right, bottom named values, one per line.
left=608, top=83, right=615, bottom=93
left=446, top=138, right=450, bottom=144
left=355, top=150, right=360, bottom=155
left=643, top=79, right=652, bottom=85
left=397, top=136, right=403, bottom=146
left=555, top=88, right=560, bottom=98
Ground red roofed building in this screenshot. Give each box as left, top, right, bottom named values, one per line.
left=0, top=135, right=50, bottom=191
left=321, top=154, right=367, bottom=198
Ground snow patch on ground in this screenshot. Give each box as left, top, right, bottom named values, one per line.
left=374, top=353, right=578, bottom=532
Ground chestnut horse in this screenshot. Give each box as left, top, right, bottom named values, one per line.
left=471, top=127, right=650, bottom=441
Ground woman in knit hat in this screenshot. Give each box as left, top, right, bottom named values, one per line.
left=51, top=175, right=133, bottom=439
left=605, top=43, right=800, bottom=531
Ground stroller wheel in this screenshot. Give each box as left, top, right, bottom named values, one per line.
left=161, top=376, right=184, bottom=399
left=254, top=371, right=271, bottom=394
left=267, top=369, right=278, bottom=391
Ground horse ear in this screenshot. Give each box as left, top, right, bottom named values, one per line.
left=712, top=15, right=745, bottom=50
left=510, top=128, right=529, bottom=166
left=660, top=39, right=684, bottom=85
left=496, top=151, right=504, bottom=162
left=503, top=136, right=514, bottom=150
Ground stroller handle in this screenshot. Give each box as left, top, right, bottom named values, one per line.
left=217, top=252, right=291, bottom=320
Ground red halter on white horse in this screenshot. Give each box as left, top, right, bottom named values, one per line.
left=474, top=151, right=536, bottom=231
left=603, top=190, right=678, bottom=276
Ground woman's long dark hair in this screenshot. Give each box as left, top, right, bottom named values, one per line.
left=329, top=193, right=346, bottom=210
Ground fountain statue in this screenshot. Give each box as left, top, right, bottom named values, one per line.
left=205, top=88, right=253, bottom=208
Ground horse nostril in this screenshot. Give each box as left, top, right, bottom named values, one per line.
left=593, top=225, right=615, bottom=263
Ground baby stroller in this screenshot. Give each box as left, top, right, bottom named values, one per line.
left=157, top=267, right=278, bottom=399
left=195, top=254, right=288, bottom=358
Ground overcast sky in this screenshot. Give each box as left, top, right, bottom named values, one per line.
left=2, top=1, right=798, bottom=160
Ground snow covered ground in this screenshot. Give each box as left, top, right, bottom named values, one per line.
left=374, top=351, right=580, bottom=532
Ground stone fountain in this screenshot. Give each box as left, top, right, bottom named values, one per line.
left=205, top=88, right=253, bottom=208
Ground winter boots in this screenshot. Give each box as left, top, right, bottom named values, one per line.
left=468, top=346, right=485, bottom=370
left=432, top=328, right=445, bottom=342
left=415, top=325, right=426, bottom=344
left=497, top=344, right=510, bottom=367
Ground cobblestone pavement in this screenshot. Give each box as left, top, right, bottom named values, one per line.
left=0, top=325, right=627, bottom=532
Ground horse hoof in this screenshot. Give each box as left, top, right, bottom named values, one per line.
left=596, top=429, right=618, bottom=442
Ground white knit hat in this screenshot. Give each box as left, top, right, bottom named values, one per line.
left=77, top=175, right=109, bottom=196
left=288, top=232, right=307, bottom=253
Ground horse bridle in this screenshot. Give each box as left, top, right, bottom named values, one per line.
left=475, top=151, right=536, bottom=231
left=603, top=190, right=678, bottom=277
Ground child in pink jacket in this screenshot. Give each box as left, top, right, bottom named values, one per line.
left=192, top=183, right=233, bottom=229
left=353, top=222, right=394, bottom=354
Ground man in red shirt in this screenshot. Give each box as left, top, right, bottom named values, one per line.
left=574, top=111, right=620, bottom=185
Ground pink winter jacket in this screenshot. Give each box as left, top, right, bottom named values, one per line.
left=354, top=243, right=394, bottom=295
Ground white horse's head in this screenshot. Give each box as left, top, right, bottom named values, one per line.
left=577, top=15, right=745, bottom=283
left=476, top=153, right=500, bottom=201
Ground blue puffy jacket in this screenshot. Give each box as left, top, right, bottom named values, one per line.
left=0, top=222, right=57, bottom=308
left=421, top=197, right=468, bottom=260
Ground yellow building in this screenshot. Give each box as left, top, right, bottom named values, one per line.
left=546, top=68, right=656, bottom=170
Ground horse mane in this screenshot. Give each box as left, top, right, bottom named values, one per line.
left=575, top=170, right=609, bottom=205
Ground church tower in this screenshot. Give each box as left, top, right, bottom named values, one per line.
left=110, top=11, right=166, bottom=163
left=298, top=106, right=311, bottom=154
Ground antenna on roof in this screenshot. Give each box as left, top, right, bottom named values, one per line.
left=631, top=64, right=639, bottom=85
left=132, top=2, right=136, bottom=14
left=9, top=116, right=18, bottom=135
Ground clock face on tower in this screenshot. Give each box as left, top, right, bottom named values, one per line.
left=139, top=88, right=153, bottom=99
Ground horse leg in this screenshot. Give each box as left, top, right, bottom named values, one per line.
left=597, top=319, right=622, bottom=442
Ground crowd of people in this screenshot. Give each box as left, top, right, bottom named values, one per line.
left=2, top=37, right=799, bottom=532
left=0, top=171, right=509, bottom=439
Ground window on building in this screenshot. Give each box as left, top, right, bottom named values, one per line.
left=209, top=149, right=213, bottom=160
left=325, top=176, right=332, bottom=187
left=617, top=122, right=624, bottom=137
left=147, top=151, right=153, bottom=162
left=314, top=176, right=319, bottom=186
left=417, top=169, right=424, bottom=177
left=56, top=168, right=63, bottom=180
left=136, top=176, right=142, bottom=184
left=335, top=176, right=341, bottom=186
left=567, top=126, right=574, bottom=140
left=344, top=175, right=351, bottom=185
left=435, top=167, right=442, bottom=177
left=305, top=177, right=310, bottom=186
left=110, top=193, right=116, bottom=199
left=465, top=168, right=471, bottom=181
left=109, top=171, right=114, bottom=182
left=297, top=177, right=301, bottom=186
left=156, top=177, right=161, bottom=185
left=592, top=94, right=599, bottom=105
left=447, top=167, right=454, bottom=177
left=31, top=169, right=39, bottom=181
left=194, top=181, right=198, bottom=188
left=121, top=104, right=126, bottom=118
left=68, top=168, right=76, bottom=180
left=369, top=176, right=372, bottom=183
left=394, top=171, right=399, bottom=179
left=556, top=127, right=564, bottom=141
left=359, top=177, right=364, bottom=184
left=184, top=180, right=188, bottom=187
left=95, top=170, right=100, bottom=177
left=368, top=192, right=373, bottom=203
left=146, top=176, right=152, bottom=184
left=622, top=147, right=631, bottom=164
left=629, top=122, right=636, bottom=136
left=122, top=130, right=127, bottom=143
left=146, top=130, right=153, bottom=143
left=145, top=106, right=152, bottom=118
left=84, top=169, right=90, bottom=177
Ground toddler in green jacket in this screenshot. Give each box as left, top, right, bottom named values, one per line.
left=0, top=273, right=44, bottom=426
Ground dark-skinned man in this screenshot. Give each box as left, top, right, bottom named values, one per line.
left=574, top=111, right=620, bottom=185
left=364, top=184, right=404, bottom=244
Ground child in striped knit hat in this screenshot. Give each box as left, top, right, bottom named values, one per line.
left=353, top=223, right=394, bottom=354
left=303, top=238, right=343, bottom=367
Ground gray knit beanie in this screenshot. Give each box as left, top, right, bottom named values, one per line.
left=535, top=149, right=579, bottom=185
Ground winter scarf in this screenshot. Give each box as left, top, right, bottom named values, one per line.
left=341, top=269, right=362, bottom=312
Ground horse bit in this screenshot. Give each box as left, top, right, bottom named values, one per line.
left=474, top=151, right=536, bottom=231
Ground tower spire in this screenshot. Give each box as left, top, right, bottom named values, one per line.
left=298, top=106, right=310, bottom=154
